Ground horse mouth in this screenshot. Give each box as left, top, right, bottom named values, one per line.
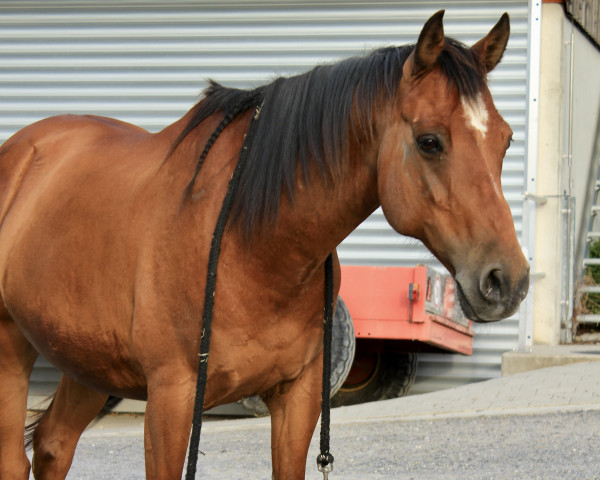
left=455, top=280, right=485, bottom=323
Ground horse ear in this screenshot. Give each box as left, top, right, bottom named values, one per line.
left=412, top=10, right=446, bottom=77
left=471, top=13, right=510, bottom=73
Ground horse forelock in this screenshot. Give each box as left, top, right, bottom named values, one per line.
left=436, top=38, right=487, bottom=100
left=174, top=37, right=486, bottom=241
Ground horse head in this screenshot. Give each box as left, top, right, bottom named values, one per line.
left=377, top=11, right=529, bottom=322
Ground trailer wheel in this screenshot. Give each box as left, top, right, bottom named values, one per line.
left=329, top=296, right=356, bottom=396
left=240, top=296, right=356, bottom=416
left=331, top=350, right=417, bottom=407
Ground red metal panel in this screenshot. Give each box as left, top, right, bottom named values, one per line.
left=339, top=265, right=474, bottom=355
left=339, top=265, right=426, bottom=323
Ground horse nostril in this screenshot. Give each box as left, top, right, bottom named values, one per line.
left=480, top=267, right=503, bottom=303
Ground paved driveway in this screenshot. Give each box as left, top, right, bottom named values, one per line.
left=29, top=362, right=600, bottom=479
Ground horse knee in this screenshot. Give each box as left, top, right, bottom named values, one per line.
left=32, top=436, right=72, bottom=480
left=30, top=415, right=77, bottom=480
left=30, top=375, right=109, bottom=479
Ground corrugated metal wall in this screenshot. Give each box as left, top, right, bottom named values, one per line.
left=0, top=0, right=530, bottom=396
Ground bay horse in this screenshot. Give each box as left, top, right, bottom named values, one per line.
left=0, top=10, right=528, bottom=480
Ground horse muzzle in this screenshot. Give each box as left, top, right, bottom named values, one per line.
left=455, top=262, right=530, bottom=323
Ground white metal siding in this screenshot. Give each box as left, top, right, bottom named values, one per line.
left=0, top=0, right=529, bottom=395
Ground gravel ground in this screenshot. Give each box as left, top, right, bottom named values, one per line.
left=40, top=409, right=600, bottom=479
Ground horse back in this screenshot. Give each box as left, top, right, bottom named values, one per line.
left=0, top=114, right=153, bottom=227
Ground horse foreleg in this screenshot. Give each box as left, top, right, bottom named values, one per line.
left=143, top=375, right=195, bottom=480
left=265, top=354, right=323, bottom=480
left=31, top=374, right=109, bottom=480
left=0, top=310, right=38, bottom=480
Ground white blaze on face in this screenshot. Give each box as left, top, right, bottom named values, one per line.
left=460, top=93, right=489, bottom=138
left=461, top=93, right=503, bottom=199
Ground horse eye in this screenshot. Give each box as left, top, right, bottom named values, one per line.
left=416, top=135, right=443, bottom=155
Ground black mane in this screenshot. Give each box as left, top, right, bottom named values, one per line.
left=173, top=38, right=485, bottom=238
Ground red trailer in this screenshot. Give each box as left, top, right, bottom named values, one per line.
left=330, top=265, right=474, bottom=406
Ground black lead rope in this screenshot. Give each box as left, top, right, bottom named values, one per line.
left=185, top=102, right=262, bottom=480
left=317, top=253, right=335, bottom=477
left=184, top=100, right=335, bottom=479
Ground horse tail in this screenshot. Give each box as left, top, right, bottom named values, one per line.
left=95, top=395, right=124, bottom=420
left=24, top=397, right=50, bottom=450
left=24, top=395, right=123, bottom=450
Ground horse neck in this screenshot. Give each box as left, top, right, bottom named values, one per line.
left=161, top=105, right=381, bottom=283
left=246, top=141, right=380, bottom=276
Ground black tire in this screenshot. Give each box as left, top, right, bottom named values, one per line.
left=240, top=296, right=356, bottom=416
left=329, top=296, right=356, bottom=396
left=331, top=350, right=417, bottom=407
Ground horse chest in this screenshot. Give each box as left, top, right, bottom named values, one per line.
left=207, top=301, right=324, bottom=401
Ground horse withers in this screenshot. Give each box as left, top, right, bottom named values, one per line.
left=0, top=10, right=528, bottom=480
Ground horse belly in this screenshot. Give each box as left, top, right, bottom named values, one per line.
left=11, top=302, right=147, bottom=399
